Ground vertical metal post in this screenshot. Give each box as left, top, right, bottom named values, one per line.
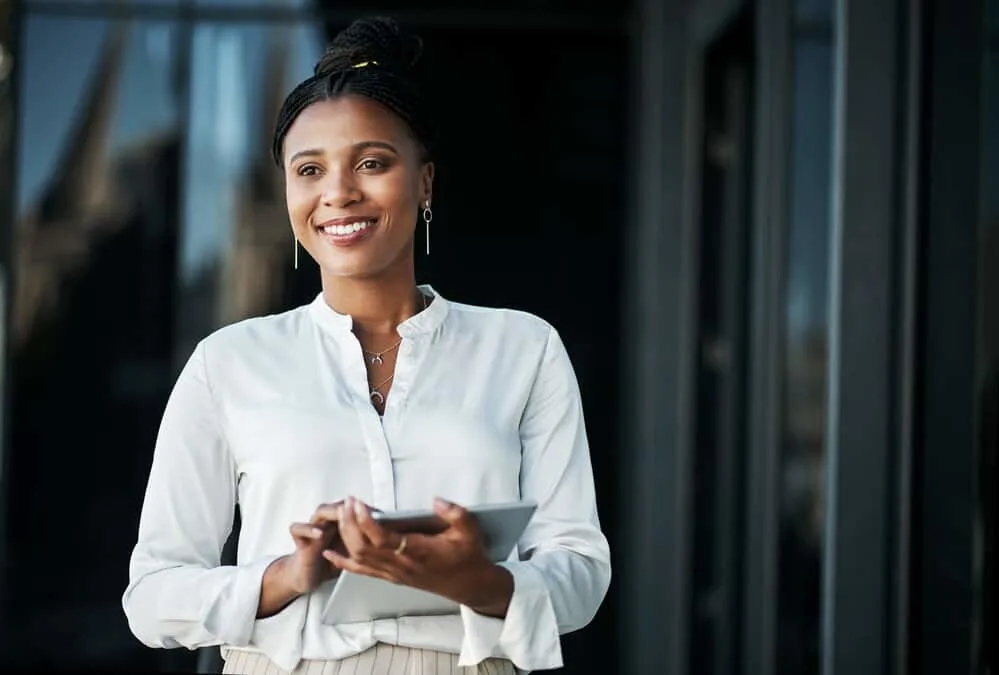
left=820, top=0, right=900, bottom=671
left=618, top=0, right=692, bottom=673
left=892, top=0, right=924, bottom=671
left=742, top=0, right=792, bottom=672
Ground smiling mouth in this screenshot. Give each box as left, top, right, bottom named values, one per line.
left=317, top=219, right=377, bottom=235
left=314, top=218, right=378, bottom=246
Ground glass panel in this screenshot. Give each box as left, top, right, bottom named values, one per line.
left=194, top=0, right=311, bottom=7
left=778, top=0, right=835, bottom=674
left=986, top=2, right=999, bottom=220
left=177, top=20, right=323, bottom=353
left=688, top=11, right=754, bottom=675
left=10, top=14, right=182, bottom=668
left=979, top=0, right=999, bottom=671
left=0, top=0, right=14, bottom=481
left=27, top=0, right=180, bottom=6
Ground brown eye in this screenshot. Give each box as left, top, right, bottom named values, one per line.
left=297, top=164, right=320, bottom=177
left=358, top=158, right=384, bottom=171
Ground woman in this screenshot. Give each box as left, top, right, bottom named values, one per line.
left=122, top=16, right=610, bottom=675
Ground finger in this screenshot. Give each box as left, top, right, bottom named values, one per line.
left=324, top=550, right=399, bottom=584
left=324, top=548, right=421, bottom=584
left=388, top=536, right=428, bottom=574
left=310, top=501, right=345, bottom=526
left=337, top=497, right=373, bottom=556
left=313, top=501, right=383, bottom=526
left=395, top=533, right=434, bottom=563
left=289, top=522, right=325, bottom=546
left=351, top=499, right=393, bottom=548
left=432, top=498, right=478, bottom=535
left=323, top=530, right=350, bottom=557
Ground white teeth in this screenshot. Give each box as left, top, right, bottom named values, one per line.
left=321, top=220, right=373, bottom=236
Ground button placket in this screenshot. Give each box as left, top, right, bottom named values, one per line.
left=376, top=337, right=423, bottom=510
left=346, top=332, right=397, bottom=511
left=384, top=338, right=418, bottom=414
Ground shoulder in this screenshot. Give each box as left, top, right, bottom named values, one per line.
left=445, top=299, right=556, bottom=346
left=441, top=299, right=574, bottom=375
left=197, top=304, right=312, bottom=363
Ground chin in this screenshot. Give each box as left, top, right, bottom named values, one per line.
left=319, top=257, right=394, bottom=280
left=319, top=244, right=415, bottom=280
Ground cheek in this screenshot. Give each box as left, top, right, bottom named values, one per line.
left=369, top=178, right=419, bottom=217
left=285, top=184, right=315, bottom=227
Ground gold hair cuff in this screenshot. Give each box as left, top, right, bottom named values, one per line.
left=352, top=60, right=379, bottom=69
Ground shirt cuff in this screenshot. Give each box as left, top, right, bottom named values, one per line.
left=249, top=593, right=309, bottom=672
left=457, top=561, right=563, bottom=671
left=202, top=555, right=283, bottom=646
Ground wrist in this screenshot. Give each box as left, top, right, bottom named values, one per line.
left=276, top=554, right=308, bottom=596
left=455, top=562, right=513, bottom=618
left=258, top=555, right=305, bottom=619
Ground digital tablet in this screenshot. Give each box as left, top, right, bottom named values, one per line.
left=321, top=500, right=537, bottom=626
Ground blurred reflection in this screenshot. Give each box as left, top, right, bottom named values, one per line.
left=13, top=16, right=179, bottom=346
left=778, top=0, right=834, bottom=673
left=176, top=21, right=323, bottom=353
left=8, top=15, right=181, bottom=668
left=28, top=0, right=180, bottom=4
left=195, top=0, right=310, bottom=6
left=1, top=0, right=13, bottom=479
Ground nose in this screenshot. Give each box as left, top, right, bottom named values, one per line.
left=320, top=168, right=361, bottom=207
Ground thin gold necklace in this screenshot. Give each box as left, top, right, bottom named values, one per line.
left=368, top=373, right=394, bottom=407
left=365, top=292, right=430, bottom=406
left=361, top=293, right=429, bottom=365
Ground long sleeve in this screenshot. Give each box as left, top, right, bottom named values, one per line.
left=122, top=341, right=281, bottom=650
left=458, top=326, right=612, bottom=670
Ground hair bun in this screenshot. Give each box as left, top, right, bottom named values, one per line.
left=314, top=17, right=424, bottom=78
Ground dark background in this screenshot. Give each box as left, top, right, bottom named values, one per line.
left=0, top=0, right=996, bottom=674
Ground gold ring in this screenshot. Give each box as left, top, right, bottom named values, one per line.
left=394, top=536, right=408, bottom=556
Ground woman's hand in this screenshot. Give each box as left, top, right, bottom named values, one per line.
left=313, top=497, right=514, bottom=617
left=283, top=500, right=349, bottom=594
left=258, top=500, right=350, bottom=618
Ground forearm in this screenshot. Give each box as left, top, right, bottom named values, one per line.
left=257, top=556, right=304, bottom=619
left=454, top=563, right=514, bottom=619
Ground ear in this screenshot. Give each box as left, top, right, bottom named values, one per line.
left=420, top=162, right=436, bottom=205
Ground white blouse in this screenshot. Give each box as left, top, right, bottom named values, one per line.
left=122, top=287, right=611, bottom=673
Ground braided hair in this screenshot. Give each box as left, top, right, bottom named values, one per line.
left=271, top=17, right=436, bottom=167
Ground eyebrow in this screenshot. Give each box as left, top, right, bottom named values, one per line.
left=288, top=141, right=400, bottom=165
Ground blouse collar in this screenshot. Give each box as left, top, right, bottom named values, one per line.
left=308, top=284, right=449, bottom=339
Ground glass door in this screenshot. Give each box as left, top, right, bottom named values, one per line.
left=689, top=7, right=754, bottom=675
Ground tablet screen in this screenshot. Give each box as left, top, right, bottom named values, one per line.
left=371, top=511, right=448, bottom=536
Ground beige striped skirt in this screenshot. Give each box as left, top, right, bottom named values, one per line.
left=221, top=644, right=517, bottom=675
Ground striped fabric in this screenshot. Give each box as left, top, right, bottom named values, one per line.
left=221, top=644, right=517, bottom=675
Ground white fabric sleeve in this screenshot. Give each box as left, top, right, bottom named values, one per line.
left=121, top=341, right=280, bottom=650
left=458, top=327, right=612, bottom=670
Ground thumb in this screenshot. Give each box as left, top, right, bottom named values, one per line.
left=433, top=497, right=469, bottom=526
left=289, top=522, right=325, bottom=549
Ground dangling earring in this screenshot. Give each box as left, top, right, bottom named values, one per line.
left=294, top=237, right=299, bottom=270
left=423, top=200, right=433, bottom=256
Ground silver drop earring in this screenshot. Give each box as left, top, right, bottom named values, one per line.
left=294, top=238, right=299, bottom=270
left=423, top=200, right=433, bottom=256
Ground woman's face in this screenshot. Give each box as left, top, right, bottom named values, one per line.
left=282, top=95, right=433, bottom=280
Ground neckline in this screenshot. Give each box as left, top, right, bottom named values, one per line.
left=307, top=284, right=449, bottom=338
